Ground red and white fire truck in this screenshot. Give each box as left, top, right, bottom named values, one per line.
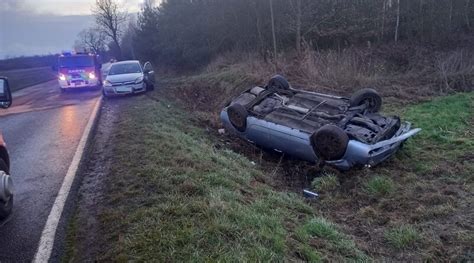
left=57, top=52, right=102, bottom=91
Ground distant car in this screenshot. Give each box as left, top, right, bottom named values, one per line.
left=0, top=77, right=13, bottom=219
left=221, top=75, right=421, bottom=170
left=102, top=60, right=155, bottom=97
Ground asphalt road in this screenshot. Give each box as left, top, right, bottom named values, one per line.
left=0, top=80, right=101, bottom=261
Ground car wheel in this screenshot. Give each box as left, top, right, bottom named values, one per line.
left=60, top=88, right=66, bottom=93
left=268, top=75, right=290, bottom=90
left=102, top=88, right=109, bottom=98
left=349, top=88, right=382, bottom=113
left=311, top=125, right=349, bottom=161
left=227, top=104, right=248, bottom=132
left=0, top=159, right=12, bottom=220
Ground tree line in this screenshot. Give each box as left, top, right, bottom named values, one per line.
left=79, top=0, right=473, bottom=68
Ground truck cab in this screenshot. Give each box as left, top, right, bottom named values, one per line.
left=0, top=77, right=13, bottom=220
left=57, top=52, right=102, bottom=92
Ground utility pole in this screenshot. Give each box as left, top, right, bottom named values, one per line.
left=270, top=0, right=277, bottom=71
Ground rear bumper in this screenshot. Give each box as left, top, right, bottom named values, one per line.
left=326, top=123, right=421, bottom=170
left=103, top=82, right=146, bottom=96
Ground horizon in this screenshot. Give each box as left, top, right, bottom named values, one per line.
left=0, top=0, right=153, bottom=59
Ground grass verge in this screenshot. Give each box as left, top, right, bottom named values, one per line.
left=65, top=94, right=367, bottom=262
left=165, top=64, right=473, bottom=261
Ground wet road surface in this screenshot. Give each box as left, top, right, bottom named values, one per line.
left=0, top=80, right=101, bottom=261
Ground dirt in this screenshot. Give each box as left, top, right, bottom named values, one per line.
left=65, top=100, right=119, bottom=262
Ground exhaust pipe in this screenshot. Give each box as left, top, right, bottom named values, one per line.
left=0, top=171, right=13, bottom=202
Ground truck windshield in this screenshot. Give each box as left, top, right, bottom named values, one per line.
left=59, top=56, right=95, bottom=68
left=108, top=63, right=142, bottom=75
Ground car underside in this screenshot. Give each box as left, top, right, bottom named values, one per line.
left=232, top=86, right=401, bottom=145
left=221, top=75, right=421, bottom=170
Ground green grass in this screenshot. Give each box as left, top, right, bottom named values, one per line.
left=401, top=92, right=474, bottom=175
left=385, top=225, right=421, bottom=249
left=67, top=94, right=367, bottom=262
left=403, top=93, right=473, bottom=146
left=296, top=217, right=368, bottom=261
left=364, top=176, right=395, bottom=197
left=0, top=67, right=56, bottom=92
left=312, top=173, right=340, bottom=193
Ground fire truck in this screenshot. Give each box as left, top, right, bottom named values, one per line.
left=57, top=52, right=102, bottom=91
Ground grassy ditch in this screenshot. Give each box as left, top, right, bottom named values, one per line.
left=65, top=94, right=367, bottom=262
left=0, top=67, right=56, bottom=92
left=162, top=64, right=473, bottom=261
left=66, top=65, right=472, bottom=261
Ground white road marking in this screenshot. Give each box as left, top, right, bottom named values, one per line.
left=33, top=96, right=102, bottom=263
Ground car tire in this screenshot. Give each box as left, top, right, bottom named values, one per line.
left=60, top=88, right=66, bottom=93
left=349, top=88, right=382, bottom=113
left=102, top=88, right=109, bottom=98
left=311, top=125, right=349, bottom=161
left=0, top=159, right=12, bottom=220
left=227, top=103, right=248, bottom=132
left=268, top=75, right=290, bottom=90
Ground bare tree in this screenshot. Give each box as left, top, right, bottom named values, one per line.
left=465, top=0, right=471, bottom=30
left=295, top=0, right=302, bottom=54
left=92, top=0, right=127, bottom=60
left=269, top=0, right=277, bottom=67
left=394, top=0, right=401, bottom=42
left=74, top=28, right=106, bottom=54
left=419, top=0, right=424, bottom=38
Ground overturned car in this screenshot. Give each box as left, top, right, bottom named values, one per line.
left=220, top=75, right=421, bottom=170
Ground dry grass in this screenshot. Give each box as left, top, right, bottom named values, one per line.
left=202, top=44, right=473, bottom=106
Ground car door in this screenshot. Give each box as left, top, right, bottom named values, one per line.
left=143, top=62, right=155, bottom=85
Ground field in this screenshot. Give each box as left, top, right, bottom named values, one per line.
left=0, top=67, right=57, bottom=92
left=64, top=62, right=473, bottom=261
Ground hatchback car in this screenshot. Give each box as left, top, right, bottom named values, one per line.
left=102, top=60, right=155, bottom=97
left=221, top=75, right=421, bottom=170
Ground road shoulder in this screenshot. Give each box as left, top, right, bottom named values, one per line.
left=34, top=97, right=102, bottom=262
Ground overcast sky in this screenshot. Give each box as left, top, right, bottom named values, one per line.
left=0, top=0, right=148, bottom=59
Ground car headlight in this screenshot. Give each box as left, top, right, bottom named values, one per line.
left=103, top=80, right=112, bottom=87
left=135, top=76, right=144, bottom=84
left=89, top=72, right=96, bottom=79
left=59, top=74, right=66, bottom=81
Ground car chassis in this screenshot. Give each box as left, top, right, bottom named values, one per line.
left=220, top=75, right=421, bottom=170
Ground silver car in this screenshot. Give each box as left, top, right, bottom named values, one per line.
left=221, top=75, right=421, bottom=171
left=102, top=60, right=155, bottom=97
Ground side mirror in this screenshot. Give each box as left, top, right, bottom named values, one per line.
left=0, top=78, right=12, bottom=109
